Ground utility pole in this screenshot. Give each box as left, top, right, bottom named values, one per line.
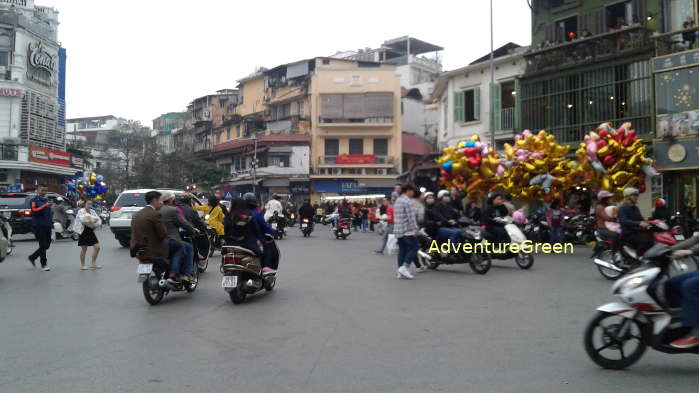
left=252, top=131, right=258, bottom=195
left=489, top=0, right=496, bottom=147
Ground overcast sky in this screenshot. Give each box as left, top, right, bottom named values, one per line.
left=40, top=0, right=532, bottom=127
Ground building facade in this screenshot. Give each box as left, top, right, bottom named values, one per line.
left=153, top=111, right=186, bottom=154
left=0, top=1, right=74, bottom=192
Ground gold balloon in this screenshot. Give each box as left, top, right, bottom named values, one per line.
left=457, top=141, right=466, bottom=148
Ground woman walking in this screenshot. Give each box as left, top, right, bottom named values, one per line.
left=74, top=200, right=102, bottom=270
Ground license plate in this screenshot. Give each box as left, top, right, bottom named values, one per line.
left=222, top=275, right=238, bottom=288
left=1, top=211, right=10, bottom=219
left=271, top=223, right=278, bottom=229
left=675, top=234, right=686, bottom=241
left=302, top=223, right=308, bottom=228
left=343, top=229, right=350, bottom=234
left=137, top=264, right=152, bottom=274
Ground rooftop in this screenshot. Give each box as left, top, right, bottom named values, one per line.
left=383, top=36, right=444, bottom=55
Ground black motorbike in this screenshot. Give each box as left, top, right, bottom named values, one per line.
left=268, top=212, right=286, bottom=240
left=416, top=218, right=492, bottom=275
left=220, top=234, right=278, bottom=304
left=563, top=213, right=596, bottom=244
left=523, top=213, right=550, bottom=243
left=300, top=217, right=313, bottom=237
left=182, top=229, right=210, bottom=273
left=134, top=246, right=199, bottom=306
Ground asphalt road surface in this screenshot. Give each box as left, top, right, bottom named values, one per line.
left=1, top=225, right=699, bottom=393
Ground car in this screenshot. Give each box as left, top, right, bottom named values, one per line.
left=0, top=192, right=66, bottom=235
left=109, top=189, right=203, bottom=248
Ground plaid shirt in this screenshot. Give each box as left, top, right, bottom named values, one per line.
left=393, top=194, right=418, bottom=238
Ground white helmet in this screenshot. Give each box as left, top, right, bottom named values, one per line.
left=437, top=190, right=450, bottom=200
left=56, top=197, right=64, bottom=202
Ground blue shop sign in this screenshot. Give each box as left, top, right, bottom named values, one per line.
left=313, top=179, right=393, bottom=194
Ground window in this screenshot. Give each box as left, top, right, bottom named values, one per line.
left=0, top=51, right=8, bottom=67
left=349, top=139, right=364, bottom=154
left=373, top=138, right=388, bottom=156
left=557, top=15, right=578, bottom=41
left=322, top=59, right=330, bottom=65
left=325, top=139, right=339, bottom=156
left=319, top=93, right=394, bottom=123
left=226, top=128, right=231, bottom=140
left=606, top=1, right=632, bottom=30
left=454, top=88, right=480, bottom=123
left=668, top=0, right=696, bottom=31
left=268, top=154, right=290, bottom=167
left=443, top=98, right=448, bottom=130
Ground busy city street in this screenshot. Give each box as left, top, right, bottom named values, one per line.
left=1, top=227, right=698, bottom=393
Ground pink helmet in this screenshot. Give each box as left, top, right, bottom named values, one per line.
left=597, top=190, right=614, bottom=200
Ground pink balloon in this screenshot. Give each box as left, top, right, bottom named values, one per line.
left=496, top=165, right=505, bottom=177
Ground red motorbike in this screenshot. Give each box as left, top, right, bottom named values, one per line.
left=333, top=218, right=352, bottom=240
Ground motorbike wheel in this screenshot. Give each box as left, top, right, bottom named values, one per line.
left=208, top=234, right=217, bottom=257
left=229, top=284, right=247, bottom=304
left=469, top=253, right=492, bottom=275
left=71, top=233, right=79, bottom=241
left=185, top=270, right=199, bottom=293
left=263, top=277, right=276, bottom=291
left=596, top=250, right=624, bottom=280
left=118, top=238, right=130, bottom=248
left=428, top=262, right=439, bottom=270
left=515, top=252, right=534, bottom=269
left=584, top=311, right=648, bottom=370
left=142, top=276, right=164, bottom=305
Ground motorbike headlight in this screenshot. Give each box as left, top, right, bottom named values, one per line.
left=614, top=274, right=650, bottom=294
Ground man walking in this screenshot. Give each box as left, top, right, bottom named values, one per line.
left=393, top=183, right=419, bottom=279
left=28, top=184, right=53, bottom=271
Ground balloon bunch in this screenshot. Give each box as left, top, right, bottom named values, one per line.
left=63, top=172, right=109, bottom=202
left=500, top=130, right=572, bottom=202
left=576, top=122, right=659, bottom=198
left=436, top=135, right=504, bottom=199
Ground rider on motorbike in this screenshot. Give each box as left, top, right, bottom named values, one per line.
left=243, top=193, right=278, bottom=273
left=666, top=238, right=699, bottom=348
left=264, top=194, right=284, bottom=222
left=651, top=198, right=672, bottom=222
left=224, top=197, right=264, bottom=257
left=160, top=191, right=197, bottom=283
left=484, top=193, right=511, bottom=244
left=618, top=187, right=653, bottom=255
left=595, top=190, right=619, bottom=244
left=298, top=199, right=314, bottom=226
left=425, top=190, right=461, bottom=244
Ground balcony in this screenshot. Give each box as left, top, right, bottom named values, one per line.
left=652, top=26, right=699, bottom=57
left=318, top=117, right=394, bottom=129
left=499, top=107, right=515, bottom=130
left=319, top=155, right=394, bottom=166
left=524, top=26, right=651, bottom=76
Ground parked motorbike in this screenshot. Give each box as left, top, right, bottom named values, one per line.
left=268, top=212, right=286, bottom=240
left=523, top=212, right=550, bottom=243
left=584, top=243, right=699, bottom=369
left=416, top=218, right=492, bottom=275
left=592, top=220, right=683, bottom=280
left=333, top=218, right=352, bottom=240
left=53, top=209, right=79, bottom=241
left=220, top=234, right=278, bottom=304
left=563, top=213, right=596, bottom=244
left=0, top=215, right=13, bottom=263
left=300, top=217, right=313, bottom=237
left=134, top=247, right=199, bottom=305
left=485, top=216, right=535, bottom=269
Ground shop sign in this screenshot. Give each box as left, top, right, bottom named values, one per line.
left=336, top=154, right=376, bottom=165
left=290, top=182, right=310, bottom=194
left=0, top=88, right=22, bottom=97
left=29, top=147, right=71, bottom=167
left=654, top=139, right=699, bottom=170
left=654, top=50, right=699, bottom=72
left=26, top=42, right=58, bottom=87
left=668, top=143, right=687, bottom=162
left=70, top=156, right=84, bottom=169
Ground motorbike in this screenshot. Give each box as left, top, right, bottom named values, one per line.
left=182, top=229, right=210, bottom=273
left=300, top=217, right=313, bottom=237
left=268, top=212, right=286, bottom=240
left=53, top=209, right=79, bottom=241
left=584, top=243, right=699, bottom=370
left=220, top=234, right=278, bottom=304
left=485, top=216, right=535, bottom=269
left=134, top=246, right=199, bottom=305
left=592, top=220, right=683, bottom=280
left=0, top=215, right=12, bottom=263
left=333, top=217, right=352, bottom=240
left=287, top=212, right=296, bottom=227
left=523, top=212, right=550, bottom=243
left=416, top=218, right=492, bottom=275
left=563, top=213, right=596, bottom=244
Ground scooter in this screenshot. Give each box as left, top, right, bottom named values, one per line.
left=300, top=217, right=313, bottom=237
left=333, top=218, right=352, bottom=240
left=53, top=209, right=79, bottom=241
left=268, top=212, right=286, bottom=240
left=134, top=246, right=199, bottom=306
left=220, top=234, right=278, bottom=304
left=523, top=212, right=549, bottom=243
left=416, top=219, right=492, bottom=275
left=584, top=243, right=699, bottom=370
left=592, top=220, right=683, bottom=280
left=485, top=216, right=535, bottom=269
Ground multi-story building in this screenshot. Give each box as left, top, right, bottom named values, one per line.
left=433, top=42, right=528, bottom=150
left=521, top=0, right=662, bottom=215
left=649, top=0, right=699, bottom=218
left=0, top=1, right=75, bottom=192
left=212, top=57, right=402, bottom=203
left=153, top=112, right=186, bottom=154
left=190, top=89, right=238, bottom=160
left=66, top=115, right=129, bottom=173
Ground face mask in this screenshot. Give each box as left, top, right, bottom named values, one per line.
left=442, top=197, right=451, bottom=203
left=426, top=198, right=435, bottom=205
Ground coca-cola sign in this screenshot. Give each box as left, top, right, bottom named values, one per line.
left=28, top=43, right=57, bottom=75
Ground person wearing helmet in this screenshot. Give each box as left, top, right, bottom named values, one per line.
left=618, top=187, right=653, bottom=254
left=244, top=192, right=278, bottom=273
left=299, top=199, right=314, bottom=226
left=651, top=198, right=671, bottom=222
left=52, top=196, right=68, bottom=234
left=595, top=190, right=619, bottom=246
left=264, top=194, right=284, bottom=222
left=425, top=190, right=461, bottom=245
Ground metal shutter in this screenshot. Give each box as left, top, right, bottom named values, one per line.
left=320, top=94, right=343, bottom=120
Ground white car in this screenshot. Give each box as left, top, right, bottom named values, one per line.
left=109, top=189, right=203, bottom=248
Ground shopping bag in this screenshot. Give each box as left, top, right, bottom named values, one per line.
left=386, top=234, right=398, bottom=255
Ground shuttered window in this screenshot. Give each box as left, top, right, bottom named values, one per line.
left=454, top=88, right=480, bottom=123
left=325, top=139, right=339, bottom=155
left=320, top=94, right=343, bottom=120
left=365, top=93, right=393, bottom=117
left=373, top=138, right=388, bottom=155
left=319, top=93, right=393, bottom=122
left=343, top=94, right=365, bottom=119
left=454, top=91, right=465, bottom=123
left=349, top=139, right=364, bottom=154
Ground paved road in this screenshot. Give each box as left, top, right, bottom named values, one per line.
left=1, top=225, right=698, bottom=393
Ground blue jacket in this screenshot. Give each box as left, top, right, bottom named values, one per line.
left=251, top=209, right=276, bottom=241
left=30, top=196, right=53, bottom=229
left=618, top=203, right=644, bottom=235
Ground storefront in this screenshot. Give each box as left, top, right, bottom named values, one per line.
left=653, top=139, right=699, bottom=219
left=312, top=179, right=395, bottom=203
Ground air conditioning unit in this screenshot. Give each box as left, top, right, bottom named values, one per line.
left=332, top=168, right=342, bottom=175
left=376, top=169, right=387, bottom=175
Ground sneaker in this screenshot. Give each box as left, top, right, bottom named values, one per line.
left=374, top=250, right=384, bottom=254
left=670, top=335, right=699, bottom=349
left=180, top=275, right=193, bottom=283
left=398, top=265, right=414, bottom=279
left=28, top=256, right=36, bottom=268
left=89, top=264, right=103, bottom=269
left=417, top=265, right=428, bottom=273
left=80, top=265, right=90, bottom=270
left=262, top=267, right=277, bottom=275
left=396, top=271, right=403, bottom=279
left=41, top=266, right=51, bottom=271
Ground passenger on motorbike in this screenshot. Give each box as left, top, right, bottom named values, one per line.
left=425, top=190, right=461, bottom=244
left=651, top=198, right=671, bottom=222
left=484, top=193, right=511, bottom=244
left=618, top=187, right=653, bottom=255
left=196, top=195, right=225, bottom=238
left=595, top=190, right=618, bottom=244
left=264, top=194, right=284, bottom=222
left=464, top=200, right=482, bottom=224
left=160, top=191, right=197, bottom=283
left=665, top=237, right=699, bottom=348
left=243, top=193, right=279, bottom=273
left=176, top=195, right=208, bottom=258
left=224, top=197, right=265, bottom=265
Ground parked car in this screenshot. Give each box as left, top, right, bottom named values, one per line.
left=109, top=189, right=203, bottom=248
left=0, top=192, right=65, bottom=235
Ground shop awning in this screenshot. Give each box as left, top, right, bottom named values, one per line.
left=0, top=160, right=79, bottom=176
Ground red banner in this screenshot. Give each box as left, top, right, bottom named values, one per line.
left=336, top=154, right=376, bottom=164
left=29, top=147, right=72, bottom=167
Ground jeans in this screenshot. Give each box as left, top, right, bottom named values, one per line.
left=550, top=226, right=562, bottom=244
left=167, top=239, right=184, bottom=278
left=665, top=271, right=699, bottom=327
left=362, top=219, right=369, bottom=232
left=180, top=241, right=194, bottom=276
left=30, top=227, right=52, bottom=266
left=397, top=235, right=419, bottom=268
left=377, top=223, right=394, bottom=252
left=436, top=227, right=461, bottom=244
